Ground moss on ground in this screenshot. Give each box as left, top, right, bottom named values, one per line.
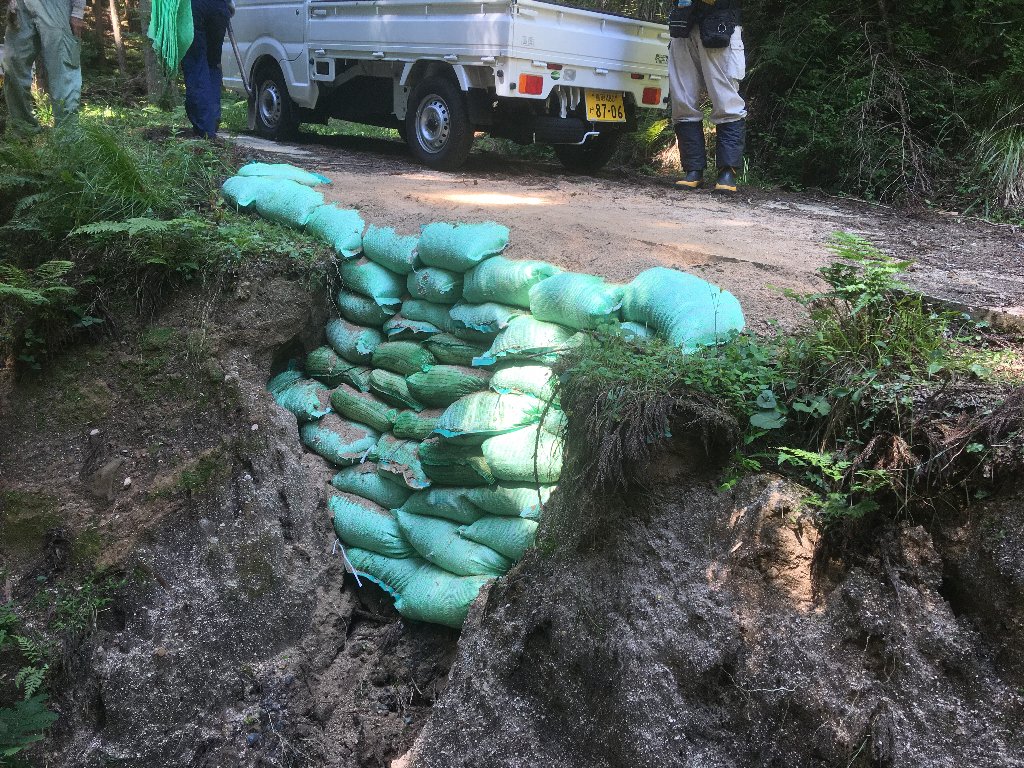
left=0, top=491, right=59, bottom=559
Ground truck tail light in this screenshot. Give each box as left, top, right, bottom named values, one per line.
left=630, top=73, right=644, bottom=80
left=642, top=87, right=662, bottom=105
left=518, top=74, right=544, bottom=95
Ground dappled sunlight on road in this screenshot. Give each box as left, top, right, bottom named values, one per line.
left=425, top=192, right=556, bottom=207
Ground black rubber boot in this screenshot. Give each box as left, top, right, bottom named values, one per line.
left=675, top=170, right=704, bottom=190
left=715, top=118, right=745, bottom=173
left=714, top=167, right=739, bottom=193
left=674, top=120, right=706, bottom=173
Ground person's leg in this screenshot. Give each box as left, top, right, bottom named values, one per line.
left=695, top=32, right=746, bottom=191
left=34, top=0, right=82, bottom=125
left=203, top=1, right=229, bottom=136
left=182, top=0, right=213, bottom=137
left=668, top=35, right=707, bottom=187
left=3, top=0, right=43, bottom=134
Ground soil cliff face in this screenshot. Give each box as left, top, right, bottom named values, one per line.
left=414, top=446, right=1024, bottom=768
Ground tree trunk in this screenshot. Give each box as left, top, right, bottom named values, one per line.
left=109, top=0, right=128, bottom=76
left=91, top=0, right=109, bottom=64
left=140, top=0, right=163, bottom=102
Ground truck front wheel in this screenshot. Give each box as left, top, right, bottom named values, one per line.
left=553, top=132, right=620, bottom=173
left=253, top=64, right=299, bottom=141
left=405, top=77, right=474, bottom=171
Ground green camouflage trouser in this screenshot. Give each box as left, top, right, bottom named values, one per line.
left=3, top=0, right=82, bottom=132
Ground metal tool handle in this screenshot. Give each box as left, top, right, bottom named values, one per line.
left=227, top=21, right=253, bottom=98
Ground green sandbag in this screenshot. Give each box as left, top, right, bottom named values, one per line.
left=362, top=225, right=419, bottom=275
left=336, top=290, right=398, bottom=326
left=267, top=370, right=303, bottom=394
left=449, top=302, right=524, bottom=335
left=330, top=385, right=398, bottom=433
left=395, top=510, right=512, bottom=577
left=621, top=267, right=745, bottom=352
left=325, top=318, right=385, bottom=365
left=339, top=258, right=405, bottom=310
left=490, top=364, right=557, bottom=401
left=463, top=484, right=554, bottom=520
left=331, top=464, right=413, bottom=509
left=542, top=408, right=568, bottom=435
left=369, top=369, right=425, bottom=411
left=448, top=324, right=498, bottom=345
left=474, top=316, right=581, bottom=366
left=481, top=425, right=563, bottom=483
left=342, top=365, right=373, bottom=393
left=463, top=256, right=561, bottom=308
left=330, top=493, right=415, bottom=557
left=459, top=515, right=539, bottom=560
left=305, top=205, right=364, bottom=259
left=373, top=434, right=431, bottom=490
left=237, top=162, right=330, bottom=186
left=345, top=548, right=491, bottom=628
left=407, top=267, right=463, bottom=305
left=528, top=272, right=624, bottom=330
left=401, top=300, right=459, bottom=334
left=435, top=392, right=542, bottom=444
left=383, top=316, right=442, bottom=341
left=306, top=346, right=358, bottom=387
left=620, top=321, right=655, bottom=340
left=270, top=376, right=331, bottom=422
left=407, top=366, right=492, bottom=408
left=398, top=488, right=485, bottom=525
left=371, top=342, right=437, bottom=376
left=422, top=334, right=489, bottom=366
left=393, top=409, right=444, bottom=441
left=221, top=175, right=325, bottom=228
left=418, top=438, right=495, bottom=486
left=300, top=415, right=379, bottom=466
left=417, top=222, right=509, bottom=272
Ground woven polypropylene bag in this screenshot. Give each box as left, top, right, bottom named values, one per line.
left=418, top=438, right=494, bottom=486
left=237, top=162, right=330, bottom=186
left=362, top=225, right=419, bottom=275
left=449, top=301, right=524, bottom=335
left=267, top=370, right=303, bottom=394
left=372, top=434, right=430, bottom=490
left=331, top=464, right=413, bottom=510
left=339, top=258, right=405, bottom=310
left=422, top=334, right=489, bottom=366
left=270, top=376, right=331, bottom=422
left=473, top=316, right=580, bottom=366
left=326, top=318, right=384, bottom=365
left=481, top=424, right=563, bottom=483
left=407, top=267, right=463, bottom=305
left=395, top=510, right=512, bottom=577
left=371, top=342, right=436, bottom=376
left=369, top=369, right=425, bottom=411
left=406, top=366, right=492, bottom=408
left=463, top=256, right=561, bottom=308
left=401, top=300, right=458, bottom=334
left=620, top=321, right=655, bottom=340
left=435, top=392, right=542, bottom=444
left=341, top=366, right=373, bottom=393
left=300, top=415, right=379, bottom=466
left=621, top=267, right=745, bottom=352
left=489, top=364, right=557, bottom=401
left=331, top=493, right=415, bottom=557
left=416, top=222, right=509, bottom=272
left=398, top=488, right=485, bottom=525
left=528, top=272, right=624, bottom=330
left=383, top=316, right=442, bottom=341
left=459, top=515, right=539, bottom=560
left=463, top=484, right=554, bottom=520
left=221, top=175, right=324, bottom=228
left=306, top=346, right=358, bottom=387
left=392, top=409, right=444, bottom=441
left=330, top=385, right=398, bottom=433
left=336, top=291, right=397, bottom=326
left=305, top=205, right=364, bottom=259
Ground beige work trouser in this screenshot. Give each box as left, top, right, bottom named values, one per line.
left=668, top=27, right=746, bottom=125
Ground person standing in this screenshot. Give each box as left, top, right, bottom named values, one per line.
left=3, top=0, right=85, bottom=135
left=667, top=0, right=746, bottom=193
left=181, top=0, right=231, bottom=139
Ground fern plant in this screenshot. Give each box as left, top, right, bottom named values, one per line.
left=0, top=696, right=58, bottom=759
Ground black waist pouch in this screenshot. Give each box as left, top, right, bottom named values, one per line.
left=668, top=4, right=695, bottom=39
left=699, top=9, right=740, bottom=48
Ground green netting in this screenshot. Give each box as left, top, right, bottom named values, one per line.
left=416, top=222, right=509, bottom=273
left=435, top=392, right=542, bottom=443
left=406, top=366, right=492, bottom=408
left=331, top=464, right=413, bottom=509
left=372, top=434, right=430, bottom=490
left=362, top=225, right=419, bottom=275
left=325, top=318, right=385, bottom=365
left=474, top=316, right=581, bottom=366
left=620, top=321, right=655, bottom=340
left=463, top=256, right=561, bottom=308
left=270, top=377, right=331, bottom=422
left=305, top=205, right=365, bottom=259
left=330, top=385, right=399, bottom=433
left=398, top=488, right=485, bottom=525
left=422, top=334, right=490, bottom=366
left=481, top=424, right=563, bottom=483
left=407, top=267, right=463, bottom=305
left=341, top=366, right=373, bottom=393
left=459, top=515, right=538, bottom=560
left=418, top=438, right=495, bottom=486
left=528, top=272, right=624, bottom=330
left=401, top=300, right=458, bottom=334
left=490, top=364, right=557, bottom=401
left=305, top=346, right=358, bottom=387
left=336, top=291, right=398, bottom=326
left=369, top=370, right=425, bottom=411
left=146, top=0, right=193, bottom=71
left=383, top=316, right=442, bottom=341
left=371, top=342, right=437, bottom=376
left=345, top=548, right=491, bottom=629
left=449, top=302, right=525, bottom=335
left=463, top=484, right=554, bottom=520
left=339, top=258, right=405, bottom=310
left=621, top=267, right=745, bottom=352
left=221, top=175, right=325, bottom=228
left=392, top=409, right=444, bottom=441
left=331, top=493, right=415, bottom=557
left=300, top=415, right=379, bottom=466
left=237, top=162, right=331, bottom=186
left=395, top=510, right=512, bottom=577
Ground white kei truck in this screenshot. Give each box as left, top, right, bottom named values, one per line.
left=222, top=0, right=671, bottom=171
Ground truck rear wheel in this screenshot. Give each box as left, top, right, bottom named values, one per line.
left=405, top=76, right=474, bottom=171
left=553, top=132, right=620, bottom=173
left=254, top=64, right=299, bottom=141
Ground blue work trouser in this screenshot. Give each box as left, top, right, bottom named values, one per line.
left=181, top=0, right=230, bottom=138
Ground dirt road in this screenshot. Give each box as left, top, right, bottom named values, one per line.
left=232, top=132, right=1024, bottom=332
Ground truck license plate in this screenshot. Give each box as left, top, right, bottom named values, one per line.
left=585, top=90, right=626, bottom=122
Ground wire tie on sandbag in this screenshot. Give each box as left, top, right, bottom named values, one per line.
left=336, top=539, right=363, bottom=587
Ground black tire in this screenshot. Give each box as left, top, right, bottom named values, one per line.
left=405, top=76, right=474, bottom=171
left=553, top=132, right=621, bottom=173
left=253, top=63, right=300, bottom=141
